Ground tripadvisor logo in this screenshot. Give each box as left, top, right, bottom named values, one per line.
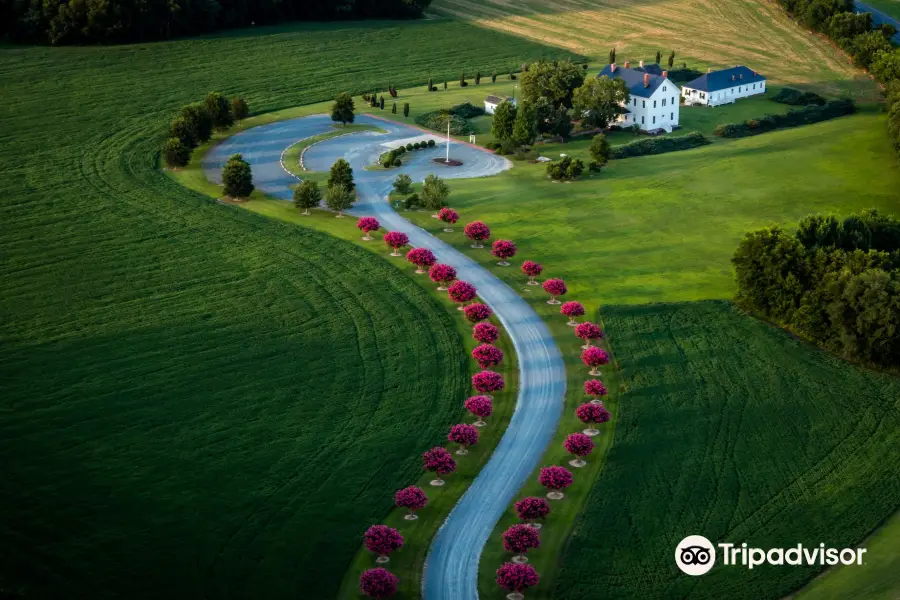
left=675, top=536, right=867, bottom=576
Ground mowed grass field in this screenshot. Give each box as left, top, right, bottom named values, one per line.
left=865, top=0, right=900, bottom=21
left=431, top=0, right=877, bottom=99
left=556, top=301, right=900, bottom=600
left=0, top=19, right=578, bottom=599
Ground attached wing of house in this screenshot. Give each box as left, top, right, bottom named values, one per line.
left=681, top=66, right=766, bottom=106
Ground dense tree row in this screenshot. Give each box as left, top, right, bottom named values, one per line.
left=1, top=0, right=431, bottom=45
left=732, top=210, right=900, bottom=368
left=775, top=0, right=900, bottom=155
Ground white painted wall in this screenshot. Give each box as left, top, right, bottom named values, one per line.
left=616, top=78, right=681, bottom=131
left=682, top=80, right=766, bottom=106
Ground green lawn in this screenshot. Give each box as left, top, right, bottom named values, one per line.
left=865, top=0, right=900, bottom=21
left=554, top=301, right=900, bottom=600
left=0, top=18, right=577, bottom=599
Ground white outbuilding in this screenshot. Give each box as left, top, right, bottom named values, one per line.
left=484, top=95, right=516, bottom=115
left=681, top=66, right=767, bottom=106
left=597, top=62, right=681, bottom=133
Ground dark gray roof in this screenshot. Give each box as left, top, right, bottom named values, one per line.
left=684, top=66, right=766, bottom=92
left=596, top=64, right=672, bottom=98
left=485, top=95, right=511, bottom=104
left=635, top=63, right=663, bottom=76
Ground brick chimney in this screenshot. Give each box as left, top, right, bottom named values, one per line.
left=624, top=61, right=630, bottom=69
left=644, top=73, right=650, bottom=88
left=731, top=74, right=735, bottom=81
left=739, top=73, right=743, bottom=79
left=662, top=70, right=668, bottom=79
left=640, top=60, right=645, bottom=68
left=610, top=62, right=617, bottom=72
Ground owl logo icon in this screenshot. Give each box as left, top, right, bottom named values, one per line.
left=676, top=535, right=716, bottom=576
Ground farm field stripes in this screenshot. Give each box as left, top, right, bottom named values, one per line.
left=0, top=19, right=579, bottom=600
left=554, top=301, right=900, bottom=600
left=430, top=0, right=876, bottom=99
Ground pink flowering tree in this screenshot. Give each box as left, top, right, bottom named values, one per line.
left=394, top=485, right=428, bottom=521
left=576, top=402, right=611, bottom=436
left=473, top=322, right=500, bottom=344
left=383, top=231, right=409, bottom=257
left=492, top=240, right=518, bottom=266
left=496, top=562, right=539, bottom=599
left=463, top=303, right=493, bottom=323
left=521, top=261, right=543, bottom=286
left=464, top=395, right=493, bottom=427
left=564, top=433, right=595, bottom=468
left=429, top=263, right=457, bottom=291
left=584, top=379, right=608, bottom=404
left=575, top=322, right=604, bottom=349
left=502, top=524, right=541, bottom=563
left=515, top=497, right=551, bottom=527
left=464, top=221, right=491, bottom=248
left=360, top=568, right=399, bottom=599
left=581, top=346, right=610, bottom=376
left=448, top=280, right=477, bottom=311
left=560, top=301, right=585, bottom=326
left=448, top=423, right=479, bottom=455
left=422, top=446, right=456, bottom=486
left=472, top=343, right=504, bottom=369
left=357, top=216, right=380, bottom=241
left=542, top=278, right=567, bottom=305
left=364, top=525, right=404, bottom=564
left=406, top=247, right=437, bottom=274
left=539, top=465, right=573, bottom=500
left=472, top=370, right=504, bottom=398
left=438, top=207, right=460, bottom=232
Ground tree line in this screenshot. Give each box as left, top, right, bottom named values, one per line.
left=163, top=91, right=247, bottom=169
left=775, top=0, right=900, bottom=156
left=1, top=0, right=432, bottom=45
left=732, top=210, right=900, bottom=368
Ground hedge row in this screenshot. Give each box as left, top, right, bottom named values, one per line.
left=610, top=132, right=710, bottom=159
left=713, top=99, right=855, bottom=138
left=771, top=87, right=826, bottom=106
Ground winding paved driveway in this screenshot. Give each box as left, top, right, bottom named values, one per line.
left=203, top=114, right=567, bottom=600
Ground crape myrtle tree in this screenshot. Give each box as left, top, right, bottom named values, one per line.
left=575, top=322, right=604, bottom=349
left=491, top=100, right=517, bottom=141
left=473, top=322, right=500, bottom=344
left=357, top=216, right=380, bottom=240
left=515, top=496, right=550, bottom=527
left=576, top=402, right=611, bottom=436
left=472, top=370, right=504, bottom=398
left=383, top=231, right=410, bottom=257
left=438, top=207, right=460, bottom=232
left=406, top=247, right=437, bottom=274
left=492, top=240, right=518, bottom=266
left=325, top=183, right=354, bottom=217
left=328, top=158, right=355, bottom=191
left=392, top=173, right=413, bottom=195
left=464, top=221, right=491, bottom=248
left=464, top=395, right=494, bottom=427
left=231, top=96, right=249, bottom=123
left=162, top=137, right=190, bottom=168
left=448, top=423, right=479, bottom=455
left=584, top=379, right=608, bottom=404
left=581, top=346, right=610, bottom=376
left=496, top=562, right=540, bottom=599
left=522, top=260, right=543, bottom=285
left=539, top=465, right=573, bottom=500
left=204, top=92, right=234, bottom=130
left=422, top=446, right=457, bottom=486
left=564, top=432, right=595, bottom=468
left=464, top=303, right=493, bottom=324
left=429, top=263, right=457, bottom=291
left=422, top=174, right=450, bottom=212
left=472, top=343, right=504, bottom=369
left=332, top=92, right=356, bottom=125
left=542, top=278, right=567, bottom=304
left=359, top=568, right=399, bottom=599
left=560, top=301, right=585, bottom=326
left=503, top=523, right=541, bottom=563
left=448, top=280, right=477, bottom=310
left=363, top=525, right=404, bottom=564
left=573, top=76, right=630, bottom=129
left=293, top=180, right=322, bottom=215
left=222, top=153, right=254, bottom=198
left=394, top=485, right=428, bottom=521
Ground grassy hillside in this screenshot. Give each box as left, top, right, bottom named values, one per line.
left=0, top=19, right=578, bottom=599
left=555, top=301, right=900, bottom=600
left=431, top=0, right=876, bottom=99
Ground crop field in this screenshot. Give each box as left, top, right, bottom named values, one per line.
left=431, top=0, right=877, bottom=99
left=865, top=0, right=900, bottom=21
left=0, top=18, right=578, bottom=600
left=554, top=301, right=900, bottom=599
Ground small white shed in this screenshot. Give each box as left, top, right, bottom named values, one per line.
left=484, top=95, right=516, bottom=115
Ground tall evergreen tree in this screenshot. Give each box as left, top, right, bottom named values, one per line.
left=512, top=101, right=537, bottom=146
left=491, top=100, right=517, bottom=140
left=327, top=159, right=355, bottom=192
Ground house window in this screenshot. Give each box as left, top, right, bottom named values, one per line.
left=662, top=98, right=667, bottom=107
left=738, top=86, right=741, bottom=92
left=700, top=93, right=705, bottom=100
left=670, top=112, right=674, bottom=119
left=641, top=116, right=645, bottom=124
left=642, top=100, right=646, bottom=108
left=633, top=98, right=637, bottom=106
left=653, top=116, right=656, bottom=124
left=672, top=97, right=675, bottom=105
left=753, top=84, right=756, bottom=89
left=653, top=100, right=657, bottom=108
left=663, top=86, right=667, bottom=91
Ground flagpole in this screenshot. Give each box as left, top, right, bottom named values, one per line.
left=446, top=121, right=450, bottom=163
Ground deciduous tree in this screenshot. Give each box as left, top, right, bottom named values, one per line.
left=472, top=343, right=503, bottom=368
left=584, top=379, right=608, bottom=404
left=448, top=280, right=477, bottom=308
left=162, top=137, right=190, bottom=168
left=180, top=103, right=213, bottom=144
left=429, top=263, right=457, bottom=290
left=539, top=466, right=573, bottom=499
left=472, top=370, right=504, bottom=396
left=204, top=92, right=234, bottom=130
left=422, top=447, right=456, bottom=485
left=573, top=77, right=630, bottom=129
left=392, top=173, right=412, bottom=195
left=520, top=59, right=586, bottom=108
left=394, top=486, right=428, bottom=520
left=293, top=180, right=322, bottom=215
left=325, top=183, right=354, bottom=217
left=438, top=207, right=459, bottom=231
left=231, top=96, right=249, bottom=123
left=222, top=153, right=253, bottom=198
left=332, top=92, right=356, bottom=125
left=496, top=562, right=540, bottom=596
left=560, top=301, right=585, bottom=325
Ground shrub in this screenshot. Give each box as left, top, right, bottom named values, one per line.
left=449, top=102, right=486, bottom=118
left=413, top=142, right=421, bottom=150
left=772, top=87, right=826, bottom=105
left=713, top=99, right=855, bottom=139
left=546, top=156, right=585, bottom=180
left=414, top=110, right=474, bottom=135
left=406, top=193, right=420, bottom=209
left=406, top=143, right=413, bottom=151
left=589, top=134, right=611, bottom=165
left=392, top=158, right=402, bottom=167
left=421, top=174, right=450, bottom=210
left=427, top=139, right=436, bottom=147
left=393, top=173, right=413, bottom=195
left=610, top=132, right=710, bottom=159
left=231, top=96, right=249, bottom=122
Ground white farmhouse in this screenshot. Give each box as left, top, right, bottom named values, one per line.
left=597, top=62, right=681, bottom=133
left=681, top=66, right=766, bottom=106
left=484, top=95, right=516, bottom=115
